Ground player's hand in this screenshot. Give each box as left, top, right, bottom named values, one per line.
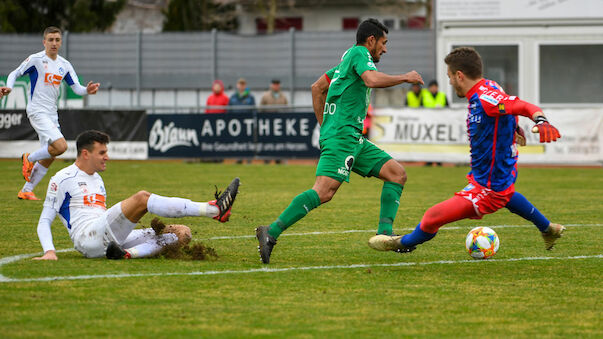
left=33, top=250, right=58, bottom=260
left=514, top=125, right=526, bottom=146
left=0, top=87, right=11, bottom=98
left=404, top=71, right=424, bottom=85
left=532, top=121, right=561, bottom=143
left=86, top=81, right=100, bottom=95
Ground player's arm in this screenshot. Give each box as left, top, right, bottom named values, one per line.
left=65, top=62, right=99, bottom=95
left=32, top=206, right=58, bottom=260
left=482, top=96, right=561, bottom=143
left=0, top=59, right=30, bottom=98
left=360, top=70, right=423, bottom=88
left=33, top=179, right=63, bottom=260
left=311, top=73, right=330, bottom=125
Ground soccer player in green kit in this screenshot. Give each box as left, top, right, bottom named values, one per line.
left=256, top=18, right=424, bottom=264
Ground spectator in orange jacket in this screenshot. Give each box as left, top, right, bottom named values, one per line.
left=206, top=79, right=229, bottom=113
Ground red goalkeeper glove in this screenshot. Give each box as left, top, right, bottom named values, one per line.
left=531, top=116, right=561, bottom=143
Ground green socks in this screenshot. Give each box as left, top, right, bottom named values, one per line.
left=377, top=181, right=404, bottom=235
left=268, top=189, right=321, bottom=239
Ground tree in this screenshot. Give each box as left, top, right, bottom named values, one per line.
left=162, top=0, right=238, bottom=32
left=0, top=0, right=126, bottom=33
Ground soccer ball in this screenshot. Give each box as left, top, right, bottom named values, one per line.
left=465, top=227, right=499, bottom=259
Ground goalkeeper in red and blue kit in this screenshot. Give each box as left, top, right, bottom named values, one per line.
left=369, top=47, right=565, bottom=253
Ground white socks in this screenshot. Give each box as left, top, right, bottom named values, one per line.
left=147, top=194, right=218, bottom=218
left=28, top=146, right=52, bottom=163
left=22, top=162, right=48, bottom=192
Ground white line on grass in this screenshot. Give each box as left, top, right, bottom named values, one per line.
left=201, top=223, right=603, bottom=240
left=1, top=223, right=601, bottom=283
left=1, top=255, right=601, bottom=283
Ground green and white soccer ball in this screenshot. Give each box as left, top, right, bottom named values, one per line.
left=465, top=226, right=499, bottom=259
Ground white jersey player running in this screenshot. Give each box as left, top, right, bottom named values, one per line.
left=34, top=130, right=240, bottom=260
left=0, top=26, right=100, bottom=201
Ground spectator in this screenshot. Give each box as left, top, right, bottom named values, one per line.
left=205, top=79, right=229, bottom=113
left=229, top=78, right=256, bottom=114
left=422, top=80, right=449, bottom=108
left=405, top=83, right=422, bottom=108
left=260, top=79, right=288, bottom=110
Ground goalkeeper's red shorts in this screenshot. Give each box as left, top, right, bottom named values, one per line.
left=455, top=175, right=515, bottom=219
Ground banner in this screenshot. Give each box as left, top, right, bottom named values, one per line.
left=0, top=109, right=148, bottom=159
left=147, top=113, right=321, bottom=158
left=371, top=108, right=603, bottom=165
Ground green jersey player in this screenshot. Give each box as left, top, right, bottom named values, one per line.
left=256, top=18, right=424, bottom=264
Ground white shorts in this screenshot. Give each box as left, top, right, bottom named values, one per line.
left=73, top=202, right=137, bottom=258
left=28, top=113, right=64, bottom=147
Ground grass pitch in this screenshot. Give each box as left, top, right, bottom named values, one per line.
left=0, top=159, right=601, bottom=338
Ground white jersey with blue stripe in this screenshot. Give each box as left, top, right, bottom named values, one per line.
left=7, top=51, right=84, bottom=116
left=44, top=163, right=107, bottom=238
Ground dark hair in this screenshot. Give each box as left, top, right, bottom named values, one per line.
left=428, top=80, right=438, bottom=87
left=444, top=47, right=483, bottom=80
left=43, top=26, right=62, bottom=38
left=356, top=18, right=388, bottom=45
left=76, top=130, right=110, bottom=156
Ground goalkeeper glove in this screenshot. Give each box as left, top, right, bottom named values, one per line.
left=531, top=116, right=561, bottom=143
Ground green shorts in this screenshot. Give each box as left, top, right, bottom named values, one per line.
left=316, top=134, right=392, bottom=183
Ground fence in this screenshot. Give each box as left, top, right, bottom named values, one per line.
left=0, top=29, right=435, bottom=106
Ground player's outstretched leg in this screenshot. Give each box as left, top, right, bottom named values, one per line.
left=541, top=223, right=566, bottom=250
left=256, top=225, right=277, bottom=264
left=370, top=196, right=476, bottom=253
left=505, top=192, right=566, bottom=250
left=208, top=177, right=240, bottom=222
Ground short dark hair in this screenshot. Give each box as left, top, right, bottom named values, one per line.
left=76, top=130, right=110, bottom=156
left=43, top=26, right=62, bottom=38
left=356, top=18, right=388, bottom=45
left=444, top=47, right=483, bottom=80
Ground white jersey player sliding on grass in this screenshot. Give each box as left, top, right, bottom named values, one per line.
left=33, top=130, right=240, bottom=260
left=0, top=26, right=100, bottom=201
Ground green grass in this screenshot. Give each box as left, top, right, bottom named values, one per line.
left=0, top=159, right=601, bottom=338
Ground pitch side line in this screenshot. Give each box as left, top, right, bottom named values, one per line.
left=1, top=254, right=601, bottom=283
left=201, top=223, right=603, bottom=240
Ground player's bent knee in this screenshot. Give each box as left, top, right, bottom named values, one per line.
left=49, top=139, right=68, bottom=155
left=135, top=190, right=151, bottom=203
left=317, top=189, right=336, bottom=203
left=164, top=224, right=192, bottom=246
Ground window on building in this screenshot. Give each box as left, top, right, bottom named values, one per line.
left=256, top=17, right=303, bottom=33
left=342, top=18, right=359, bottom=30
left=540, top=44, right=603, bottom=104
left=383, top=19, right=396, bottom=30
left=451, top=45, right=519, bottom=104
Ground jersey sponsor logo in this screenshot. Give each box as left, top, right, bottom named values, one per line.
left=337, top=155, right=354, bottom=177
left=479, top=94, right=499, bottom=105
left=83, top=193, right=106, bottom=209
left=44, top=73, right=63, bottom=86
left=344, top=155, right=355, bottom=170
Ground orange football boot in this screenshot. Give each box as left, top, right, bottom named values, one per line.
left=18, top=190, right=40, bottom=200
left=21, top=153, right=34, bottom=182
